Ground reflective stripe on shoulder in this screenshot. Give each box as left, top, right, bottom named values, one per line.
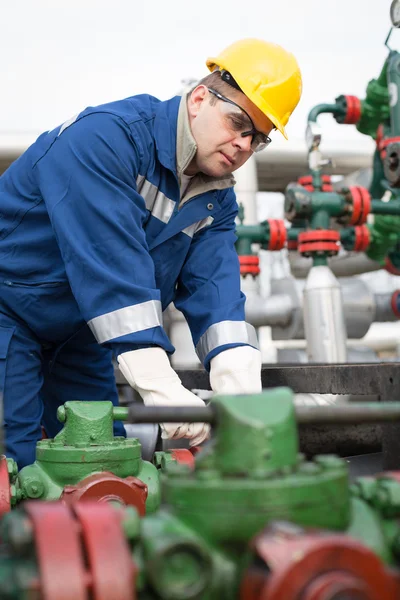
left=88, top=300, right=162, bottom=344
left=136, top=175, right=175, bottom=224
left=195, top=320, right=259, bottom=364
left=58, top=113, right=80, bottom=136
left=182, top=216, right=214, bottom=238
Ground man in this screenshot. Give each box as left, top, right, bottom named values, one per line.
left=0, top=39, right=302, bottom=467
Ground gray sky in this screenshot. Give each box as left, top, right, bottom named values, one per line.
left=0, top=0, right=395, bottom=144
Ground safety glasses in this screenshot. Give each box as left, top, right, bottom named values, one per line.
left=207, top=87, right=272, bottom=153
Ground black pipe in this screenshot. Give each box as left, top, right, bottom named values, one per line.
left=121, top=403, right=400, bottom=426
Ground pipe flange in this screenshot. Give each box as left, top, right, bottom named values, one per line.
left=61, top=472, right=148, bottom=514
left=383, top=141, right=400, bottom=187
left=353, top=225, right=371, bottom=252
left=334, top=94, right=362, bottom=125
left=338, top=186, right=371, bottom=225
left=298, top=230, right=340, bottom=257
left=239, top=255, right=260, bottom=276
left=240, top=521, right=396, bottom=599
left=297, top=175, right=333, bottom=192
left=267, top=220, right=287, bottom=251
left=0, top=456, right=11, bottom=516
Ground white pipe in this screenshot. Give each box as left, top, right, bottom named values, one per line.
left=303, top=266, right=348, bottom=362
left=288, top=251, right=382, bottom=279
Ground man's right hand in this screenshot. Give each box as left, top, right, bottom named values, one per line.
left=117, top=347, right=210, bottom=446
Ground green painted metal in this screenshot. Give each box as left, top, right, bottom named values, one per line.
left=370, top=147, right=388, bottom=199
left=15, top=401, right=160, bottom=512
left=3, top=391, right=400, bottom=598
left=366, top=214, right=400, bottom=263
left=235, top=221, right=274, bottom=255
left=388, top=51, right=400, bottom=136
left=357, top=59, right=390, bottom=138
left=307, top=103, right=345, bottom=124
left=161, top=390, right=350, bottom=546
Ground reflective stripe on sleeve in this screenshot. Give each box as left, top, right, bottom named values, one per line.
left=183, top=216, right=214, bottom=238
left=88, top=300, right=163, bottom=344
left=195, top=320, right=259, bottom=364
left=58, top=113, right=80, bottom=136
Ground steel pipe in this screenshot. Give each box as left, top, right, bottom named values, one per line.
left=116, top=403, right=400, bottom=426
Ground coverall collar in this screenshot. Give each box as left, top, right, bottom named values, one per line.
left=154, top=94, right=235, bottom=207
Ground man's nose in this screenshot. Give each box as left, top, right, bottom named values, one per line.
left=233, top=133, right=252, bottom=152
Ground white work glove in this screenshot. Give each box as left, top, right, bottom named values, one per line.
left=117, top=347, right=210, bottom=446
left=209, top=346, right=262, bottom=395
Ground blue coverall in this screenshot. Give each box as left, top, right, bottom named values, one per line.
left=0, top=93, right=257, bottom=467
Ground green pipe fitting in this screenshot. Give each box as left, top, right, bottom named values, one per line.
left=357, top=58, right=390, bottom=138
left=16, top=401, right=160, bottom=512
left=371, top=199, right=400, bottom=215
left=387, top=51, right=400, bottom=136
left=235, top=222, right=269, bottom=255
left=366, top=214, right=400, bottom=263
left=162, top=389, right=350, bottom=545
left=307, top=103, right=344, bottom=124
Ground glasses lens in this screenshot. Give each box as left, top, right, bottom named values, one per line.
left=251, top=133, right=272, bottom=153
left=217, top=100, right=253, bottom=134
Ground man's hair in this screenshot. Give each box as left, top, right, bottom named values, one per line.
left=189, top=71, right=239, bottom=105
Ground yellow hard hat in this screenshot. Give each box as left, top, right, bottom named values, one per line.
left=206, top=39, right=302, bottom=139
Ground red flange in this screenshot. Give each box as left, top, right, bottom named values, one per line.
left=239, top=255, right=260, bottom=276
left=391, top=290, right=400, bottom=319
left=25, top=502, right=88, bottom=600
left=343, top=95, right=362, bottom=124
left=298, top=230, right=340, bottom=242
left=348, top=186, right=371, bottom=225
left=61, top=472, right=148, bottom=515
left=378, top=135, right=400, bottom=160
left=267, top=219, right=287, bottom=250
left=0, top=456, right=11, bottom=516
left=298, top=230, right=340, bottom=256
left=170, top=449, right=196, bottom=469
left=25, top=501, right=136, bottom=600
left=73, top=503, right=136, bottom=600
left=240, top=523, right=396, bottom=600
left=297, top=175, right=333, bottom=192
left=287, top=240, right=298, bottom=250
left=169, top=446, right=202, bottom=470
left=353, top=224, right=370, bottom=252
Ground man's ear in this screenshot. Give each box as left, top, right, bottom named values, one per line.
left=187, top=85, right=208, bottom=118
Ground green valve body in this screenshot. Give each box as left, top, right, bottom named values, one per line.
left=133, top=390, right=352, bottom=599
left=161, top=391, right=350, bottom=542
left=16, top=401, right=160, bottom=512
left=3, top=392, right=400, bottom=598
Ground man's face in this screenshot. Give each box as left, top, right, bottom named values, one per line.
left=186, top=85, right=274, bottom=177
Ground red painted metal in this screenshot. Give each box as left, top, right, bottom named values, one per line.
left=73, top=503, right=136, bottom=600
left=267, top=219, right=287, bottom=251
left=353, top=224, right=370, bottom=252
left=239, top=255, right=260, bottom=276
left=61, top=472, right=147, bottom=516
left=378, top=135, right=400, bottom=160
left=298, top=241, right=340, bottom=254
left=297, top=175, right=333, bottom=192
left=0, top=456, right=11, bottom=516
left=343, top=95, right=361, bottom=124
left=298, top=229, right=340, bottom=256
left=240, top=524, right=395, bottom=600
left=349, top=186, right=371, bottom=225
left=391, top=290, right=400, bottom=319
left=25, top=502, right=87, bottom=600
left=298, top=230, right=340, bottom=242
left=170, top=449, right=196, bottom=469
